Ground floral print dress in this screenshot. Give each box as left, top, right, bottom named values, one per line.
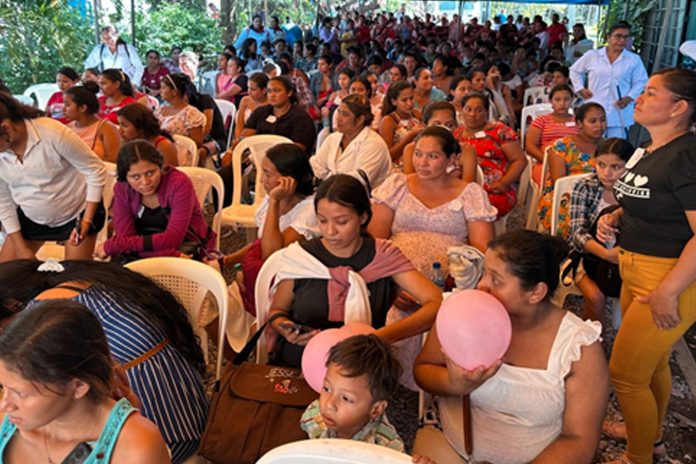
left=454, top=121, right=518, bottom=218
left=537, top=136, right=595, bottom=237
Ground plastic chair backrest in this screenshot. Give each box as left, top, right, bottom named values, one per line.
left=475, top=165, right=484, bottom=185
left=97, top=162, right=118, bottom=244
left=523, top=85, right=549, bottom=106
left=124, top=257, right=229, bottom=383
left=177, top=166, right=225, bottom=248
left=172, top=134, right=199, bottom=167
left=22, top=83, right=59, bottom=108
left=146, top=95, right=160, bottom=111
left=13, top=94, right=35, bottom=106
left=214, top=99, right=237, bottom=149
left=550, top=173, right=591, bottom=236
left=254, top=248, right=287, bottom=364
left=256, top=439, right=413, bottom=464
left=231, top=135, right=293, bottom=210
left=520, top=103, right=552, bottom=145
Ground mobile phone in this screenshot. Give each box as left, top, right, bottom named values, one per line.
left=63, top=442, right=93, bottom=464
left=280, top=321, right=314, bottom=334
left=73, top=216, right=82, bottom=245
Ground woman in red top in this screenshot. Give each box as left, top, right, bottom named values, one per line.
left=455, top=93, right=527, bottom=218
left=141, top=50, right=170, bottom=98
left=45, top=67, right=80, bottom=124
left=117, top=103, right=178, bottom=166
left=98, top=68, right=137, bottom=124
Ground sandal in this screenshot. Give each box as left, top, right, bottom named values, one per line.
left=602, top=419, right=627, bottom=441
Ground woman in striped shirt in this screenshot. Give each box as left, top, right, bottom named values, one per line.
left=0, top=260, right=208, bottom=464
left=525, top=84, right=580, bottom=185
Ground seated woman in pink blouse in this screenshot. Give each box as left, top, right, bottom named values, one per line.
left=369, top=126, right=496, bottom=277
left=155, top=73, right=206, bottom=160
left=94, top=140, right=214, bottom=261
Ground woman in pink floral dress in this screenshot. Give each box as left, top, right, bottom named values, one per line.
left=454, top=93, right=527, bottom=219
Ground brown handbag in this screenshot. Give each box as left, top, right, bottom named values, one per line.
left=199, top=325, right=318, bottom=464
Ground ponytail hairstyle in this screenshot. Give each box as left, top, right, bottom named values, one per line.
left=488, top=230, right=568, bottom=301
left=595, top=137, right=634, bottom=161
left=416, top=125, right=459, bottom=158
left=65, top=83, right=100, bottom=115
left=116, top=140, right=164, bottom=181
left=57, top=66, right=80, bottom=82
left=652, top=67, right=696, bottom=133
left=161, top=72, right=197, bottom=102
left=101, top=68, right=135, bottom=97
left=0, top=300, right=115, bottom=402
left=382, top=80, right=412, bottom=116
left=315, top=174, right=372, bottom=235
left=117, top=103, right=173, bottom=142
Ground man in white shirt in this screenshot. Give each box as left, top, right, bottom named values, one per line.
left=570, top=22, right=648, bottom=138
left=84, top=25, right=144, bottom=86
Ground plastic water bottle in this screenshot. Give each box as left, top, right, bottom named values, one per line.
left=605, top=235, right=616, bottom=250
left=430, top=262, right=446, bottom=290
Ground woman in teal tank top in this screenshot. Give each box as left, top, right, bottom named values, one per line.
left=0, top=300, right=170, bottom=463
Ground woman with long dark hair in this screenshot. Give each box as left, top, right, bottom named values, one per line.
left=0, top=299, right=169, bottom=463
left=156, top=73, right=206, bottom=151
left=117, top=103, right=178, bottom=166
left=266, top=174, right=442, bottom=369
left=0, top=259, right=207, bottom=463
left=98, top=68, right=137, bottom=124
left=0, top=94, right=105, bottom=262
left=94, top=140, right=213, bottom=261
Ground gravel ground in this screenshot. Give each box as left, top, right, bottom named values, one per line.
left=207, top=202, right=696, bottom=462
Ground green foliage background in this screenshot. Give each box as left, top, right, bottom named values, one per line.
left=0, top=0, right=94, bottom=94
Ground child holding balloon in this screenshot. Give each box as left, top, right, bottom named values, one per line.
left=413, top=230, right=609, bottom=464
left=301, top=334, right=434, bottom=464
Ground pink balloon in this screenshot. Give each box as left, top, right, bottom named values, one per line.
left=341, top=322, right=376, bottom=335
left=301, top=328, right=352, bottom=393
left=435, top=289, right=512, bottom=370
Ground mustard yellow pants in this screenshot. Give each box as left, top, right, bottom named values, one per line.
left=610, top=250, right=696, bottom=464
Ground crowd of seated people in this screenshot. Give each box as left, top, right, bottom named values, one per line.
left=1, top=7, right=695, bottom=464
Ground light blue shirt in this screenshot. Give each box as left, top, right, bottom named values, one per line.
left=570, top=47, right=648, bottom=128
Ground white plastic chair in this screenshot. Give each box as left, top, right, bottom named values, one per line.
left=520, top=103, right=552, bottom=145
left=523, top=85, right=549, bottom=106
left=172, top=134, right=199, bottom=167
left=219, top=135, right=293, bottom=235
left=177, top=166, right=224, bottom=249
left=257, top=439, right=412, bottom=464
left=13, top=94, right=35, bottom=106
left=214, top=99, right=237, bottom=149
left=125, top=257, right=229, bottom=384
left=22, top=83, right=59, bottom=108
left=525, top=149, right=551, bottom=231
left=549, top=173, right=591, bottom=308
left=146, top=95, right=160, bottom=111
left=254, top=248, right=286, bottom=364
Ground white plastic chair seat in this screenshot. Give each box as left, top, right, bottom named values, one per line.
left=124, top=257, right=229, bottom=383
left=177, top=166, right=224, bottom=248
left=523, top=86, right=549, bottom=106
left=173, top=134, right=199, bottom=167
left=22, top=83, right=59, bottom=108
left=214, top=99, right=237, bottom=149
left=257, top=439, right=412, bottom=464
left=219, top=135, right=293, bottom=234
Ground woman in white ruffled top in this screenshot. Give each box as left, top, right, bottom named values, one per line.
left=369, top=126, right=496, bottom=276
left=414, top=230, right=609, bottom=464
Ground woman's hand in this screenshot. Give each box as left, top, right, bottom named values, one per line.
left=637, top=287, right=681, bottom=330
left=94, top=242, right=108, bottom=259
left=603, top=247, right=620, bottom=265
left=69, top=219, right=92, bottom=246
left=269, top=176, right=297, bottom=202
left=596, top=209, right=622, bottom=243
left=279, top=321, right=319, bottom=346
left=578, top=89, right=593, bottom=100
left=444, top=353, right=502, bottom=395
left=412, top=454, right=436, bottom=464
left=487, top=179, right=507, bottom=193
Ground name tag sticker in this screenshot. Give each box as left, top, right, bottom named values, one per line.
left=625, top=148, right=645, bottom=169
left=265, top=115, right=277, bottom=124
left=475, top=131, right=486, bottom=139
left=565, top=121, right=576, bottom=127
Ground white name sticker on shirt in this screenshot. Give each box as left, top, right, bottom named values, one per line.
left=475, top=131, right=486, bottom=139
left=265, top=115, right=277, bottom=124
left=625, top=148, right=645, bottom=170
left=565, top=121, right=576, bottom=127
